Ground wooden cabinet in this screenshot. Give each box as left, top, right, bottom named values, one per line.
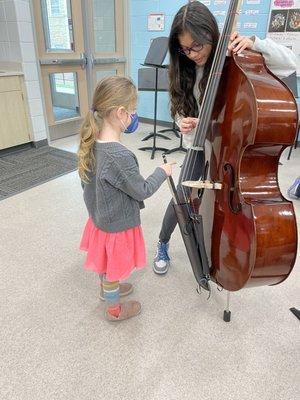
left=0, top=75, right=32, bottom=150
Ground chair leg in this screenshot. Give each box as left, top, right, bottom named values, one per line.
left=294, top=127, right=300, bottom=149
left=287, top=145, right=293, bottom=160
left=287, top=128, right=299, bottom=160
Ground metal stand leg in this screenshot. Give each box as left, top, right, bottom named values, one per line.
left=287, top=128, right=300, bottom=160
left=165, top=132, right=187, bottom=155
left=141, top=132, right=171, bottom=141
left=223, top=291, right=231, bottom=322
left=290, top=307, right=300, bottom=320
left=158, top=121, right=180, bottom=138
left=287, top=145, right=293, bottom=160
left=295, top=134, right=299, bottom=149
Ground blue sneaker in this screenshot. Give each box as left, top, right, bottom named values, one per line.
left=153, top=241, right=170, bottom=274
left=287, top=177, right=300, bottom=199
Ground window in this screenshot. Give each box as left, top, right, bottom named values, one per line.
left=42, top=0, right=74, bottom=51
left=53, top=73, right=76, bottom=94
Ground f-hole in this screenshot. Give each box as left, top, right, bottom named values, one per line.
left=224, top=163, right=242, bottom=213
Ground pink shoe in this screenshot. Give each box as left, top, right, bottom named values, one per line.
left=105, top=300, right=141, bottom=322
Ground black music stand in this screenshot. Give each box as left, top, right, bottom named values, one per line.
left=138, top=37, right=171, bottom=159
left=138, top=67, right=187, bottom=158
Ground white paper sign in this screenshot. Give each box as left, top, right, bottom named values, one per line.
left=148, top=14, right=165, bottom=31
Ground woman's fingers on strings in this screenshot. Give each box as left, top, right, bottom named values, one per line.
left=237, top=43, right=249, bottom=54
left=229, top=33, right=249, bottom=51
left=229, top=31, right=240, bottom=48
left=230, top=31, right=239, bottom=42
left=238, top=40, right=252, bottom=53
left=229, top=36, right=242, bottom=50
left=230, top=36, right=253, bottom=54
left=232, top=39, right=244, bottom=52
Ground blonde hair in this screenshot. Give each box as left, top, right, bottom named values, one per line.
left=78, top=76, right=137, bottom=182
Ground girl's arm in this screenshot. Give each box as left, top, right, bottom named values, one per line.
left=108, top=156, right=168, bottom=202
left=120, top=168, right=167, bottom=201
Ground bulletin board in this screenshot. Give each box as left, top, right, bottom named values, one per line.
left=200, top=0, right=299, bottom=73
left=267, top=0, right=300, bottom=74
left=200, top=0, right=270, bottom=35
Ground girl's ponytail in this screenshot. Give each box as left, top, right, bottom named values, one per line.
left=78, top=110, right=104, bottom=182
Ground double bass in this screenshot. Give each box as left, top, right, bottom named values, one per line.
left=166, top=0, right=298, bottom=298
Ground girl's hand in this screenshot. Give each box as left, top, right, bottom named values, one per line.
left=228, top=32, right=254, bottom=54
left=180, top=117, right=198, bottom=134
left=160, top=162, right=176, bottom=177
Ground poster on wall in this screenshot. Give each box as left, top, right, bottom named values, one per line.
left=267, top=0, right=300, bottom=75
left=147, top=14, right=165, bottom=31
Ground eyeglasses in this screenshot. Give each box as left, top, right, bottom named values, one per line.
left=178, top=43, right=204, bottom=56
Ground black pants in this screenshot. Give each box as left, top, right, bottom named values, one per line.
left=159, top=150, right=204, bottom=243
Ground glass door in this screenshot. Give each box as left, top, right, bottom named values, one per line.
left=32, top=0, right=127, bottom=140
left=82, top=0, right=126, bottom=104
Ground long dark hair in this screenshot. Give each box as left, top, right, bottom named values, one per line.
left=169, top=2, right=219, bottom=118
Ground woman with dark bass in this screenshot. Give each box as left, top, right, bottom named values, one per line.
left=153, top=1, right=297, bottom=276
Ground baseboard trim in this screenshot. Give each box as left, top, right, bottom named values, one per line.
left=33, top=139, right=48, bottom=149
left=0, top=140, right=49, bottom=156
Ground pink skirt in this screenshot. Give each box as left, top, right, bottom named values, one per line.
left=80, top=218, right=146, bottom=282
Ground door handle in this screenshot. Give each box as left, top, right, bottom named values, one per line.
left=92, top=57, right=126, bottom=65
left=80, top=53, right=88, bottom=69
left=40, top=55, right=87, bottom=69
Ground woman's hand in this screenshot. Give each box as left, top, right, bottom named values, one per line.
left=180, top=117, right=198, bottom=134
left=228, top=32, right=254, bottom=54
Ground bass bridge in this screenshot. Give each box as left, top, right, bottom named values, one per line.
left=182, top=180, right=223, bottom=190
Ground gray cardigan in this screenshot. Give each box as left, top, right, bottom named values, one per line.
left=82, top=141, right=167, bottom=232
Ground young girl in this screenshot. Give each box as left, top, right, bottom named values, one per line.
left=153, top=1, right=297, bottom=275
left=78, top=76, right=174, bottom=321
